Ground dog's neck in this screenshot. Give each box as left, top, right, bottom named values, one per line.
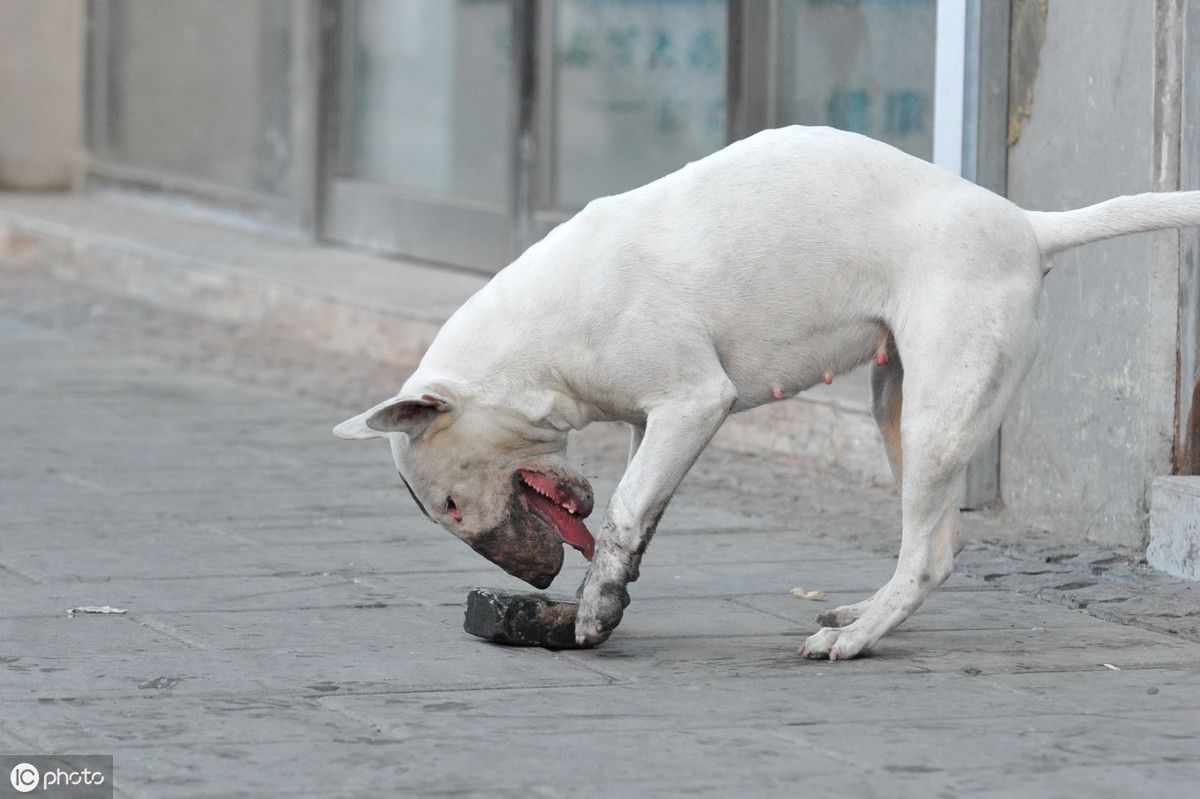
left=413, top=252, right=609, bottom=433
left=403, top=352, right=599, bottom=438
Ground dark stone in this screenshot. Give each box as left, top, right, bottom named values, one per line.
left=463, top=587, right=589, bottom=650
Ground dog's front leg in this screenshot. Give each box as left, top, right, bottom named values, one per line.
left=576, top=381, right=736, bottom=646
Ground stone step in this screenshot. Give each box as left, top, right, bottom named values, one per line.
left=1148, top=476, right=1200, bottom=581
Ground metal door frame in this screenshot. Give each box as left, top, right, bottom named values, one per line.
left=950, top=0, right=1008, bottom=506
left=1174, top=0, right=1200, bottom=473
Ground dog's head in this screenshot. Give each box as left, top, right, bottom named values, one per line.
left=334, top=386, right=594, bottom=589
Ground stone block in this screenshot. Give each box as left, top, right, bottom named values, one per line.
left=463, top=588, right=585, bottom=649
left=1148, top=476, right=1200, bottom=581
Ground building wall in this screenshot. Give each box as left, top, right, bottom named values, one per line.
left=1002, top=0, right=1181, bottom=548
left=0, top=0, right=84, bottom=189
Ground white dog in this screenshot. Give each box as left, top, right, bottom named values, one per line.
left=336, top=126, right=1200, bottom=660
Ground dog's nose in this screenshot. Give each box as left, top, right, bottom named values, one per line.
left=577, top=484, right=594, bottom=517
left=559, top=476, right=593, bottom=517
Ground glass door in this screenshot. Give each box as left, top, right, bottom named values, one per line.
left=322, top=0, right=517, bottom=271
left=322, top=0, right=732, bottom=271
left=533, top=0, right=729, bottom=237
left=775, top=0, right=936, bottom=160
left=319, top=0, right=1002, bottom=301
left=86, top=0, right=313, bottom=229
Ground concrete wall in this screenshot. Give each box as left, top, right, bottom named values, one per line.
left=0, top=0, right=84, bottom=189
left=1002, top=0, right=1181, bottom=549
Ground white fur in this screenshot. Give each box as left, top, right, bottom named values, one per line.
left=339, top=126, right=1200, bottom=658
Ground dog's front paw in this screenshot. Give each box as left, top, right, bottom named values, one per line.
left=575, top=569, right=631, bottom=647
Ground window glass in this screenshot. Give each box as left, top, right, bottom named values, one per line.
left=344, top=0, right=512, bottom=207
left=90, top=0, right=297, bottom=198
left=552, top=0, right=728, bottom=211
left=776, top=0, right=936, bottom=161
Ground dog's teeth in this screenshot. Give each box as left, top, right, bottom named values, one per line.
left=524, top=473, right=583, bottom=516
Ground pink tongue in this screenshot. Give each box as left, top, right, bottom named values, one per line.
left=519, top=471, right=594, bottom=559
left=532, top=496, right=593, bottom=560
left=555, top=510, right=595, bottom=560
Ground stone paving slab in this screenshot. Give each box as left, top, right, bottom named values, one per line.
left=0, top=575, right=403, bottom=619
left=0, top=615, right=194, bottom=659
left=561, top=630, right=1196, bottom=683
left=2, top=287, right=1200, bottom=796
left=738, top=586, right=1107, bottom=632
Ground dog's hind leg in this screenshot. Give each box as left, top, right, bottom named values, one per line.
left=817, top=335, right=963, bottom=628
left=872, top=333, right=904, bottom=489
left=802, top=283, right=1037, bottom=659
left=817, top=336, right=902, bottom=628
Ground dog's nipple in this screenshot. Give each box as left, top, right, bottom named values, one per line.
left=875, top=333, right=891, bottom=366
left=823, top=370, right=833, bottom=385
left=772, top=386, right=785, bottom=401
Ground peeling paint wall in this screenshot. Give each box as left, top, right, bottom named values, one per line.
left=1002, top=0, right=1180, bottom=549
left=1006, top=0, right=1047, bottom=148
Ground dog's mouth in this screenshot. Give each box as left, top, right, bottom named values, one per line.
left=515, top=469, right=595, bottom=560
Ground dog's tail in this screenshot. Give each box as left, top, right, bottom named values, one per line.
left=1025, top=190, right=1200, bottom=259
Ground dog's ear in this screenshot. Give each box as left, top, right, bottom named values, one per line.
left=333, top=392, right=453, bottom=440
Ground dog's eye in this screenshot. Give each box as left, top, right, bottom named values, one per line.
left=445, top=497, right=456, bottom=512
left=445, top=496, right=462, bottom=522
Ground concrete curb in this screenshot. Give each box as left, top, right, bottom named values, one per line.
left=0, top=192, right=890, bottom=485
left=1149, top=476, right=1200, bottom=580
left=0, top=194, right=475, bottom=368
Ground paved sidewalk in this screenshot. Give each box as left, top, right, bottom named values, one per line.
left=2, top=285, right=1199, bottom=797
